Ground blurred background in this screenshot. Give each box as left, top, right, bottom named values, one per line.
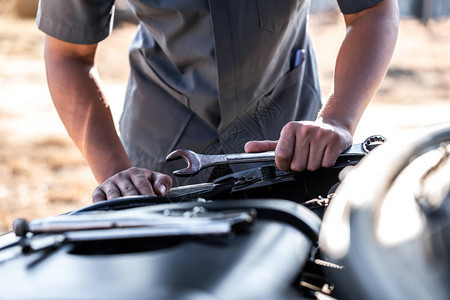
left=0, top=0, right=448, bottom=232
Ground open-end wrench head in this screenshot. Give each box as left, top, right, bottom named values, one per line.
left=166, top=149, right=202, bottom=176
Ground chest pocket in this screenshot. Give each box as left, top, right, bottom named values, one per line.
left=257, top=0, right=302, bottom=31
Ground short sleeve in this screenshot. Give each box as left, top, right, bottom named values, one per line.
left=336, top=0, right=384, bottom=14
left=36, top=0, right=116, bottom=45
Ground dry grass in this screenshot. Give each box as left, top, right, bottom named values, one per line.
left=0, top=12, right=449, bottom=232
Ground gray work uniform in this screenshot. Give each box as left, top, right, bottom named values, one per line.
left=37, top=0, right=383, bottom=183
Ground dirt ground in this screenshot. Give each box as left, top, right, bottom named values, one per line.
left=0, top=11, right=449, bottom=232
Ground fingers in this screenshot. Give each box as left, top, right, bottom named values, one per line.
left=244, top=140, right=277, bottom=153
left=275, top=122, right=297, bottom=171
left=92, top=187, right=107, bottom=203
left=286, top=136, right=309, bottom=172
left=128, top=168, right=156, bottom=196
left=305, top=139, right=327, bottom=171
left=92, top=167, right=173, bottom=202
left=321, top=138, right=344, bottom=168
left=275, top=121, right=352, bottom=172
left=150, top=171, right=173, bottom=196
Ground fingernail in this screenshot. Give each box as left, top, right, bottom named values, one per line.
left=158, top=185, right=167, bottom=195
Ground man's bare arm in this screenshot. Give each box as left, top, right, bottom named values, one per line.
left=44, top=35, right=172, bottom=201
left=246, top=0, right=399, bottom=171
left=319, top=0, right=400, bottom=135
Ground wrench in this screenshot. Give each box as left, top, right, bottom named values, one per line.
left=166, top=136, right=385, bottom=176
left=166, top=150, right=276, bottom=176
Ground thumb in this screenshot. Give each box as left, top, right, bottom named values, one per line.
left=244, top=140, right=278, bottom=153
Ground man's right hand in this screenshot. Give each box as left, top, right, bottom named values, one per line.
left=92, top=167, right=173, bottom=202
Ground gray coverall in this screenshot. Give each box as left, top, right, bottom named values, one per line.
left=37, top=0, right=382, bottom=183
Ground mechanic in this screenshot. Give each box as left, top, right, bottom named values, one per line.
left=36, top=0, right=398, bottom=202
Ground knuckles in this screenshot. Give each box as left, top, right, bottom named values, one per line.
left=306, top=163, right=320, bottom=172
left=289, top=162, right=306, bottom=172
left=278, top=120, right=348, bottom=172
left=93, top=167, right=167, bottom=202
left=282, top=121, right=299, bottom=133
left=275, top=149, right=291, bottom=163
left=121, top=183, right=138, bottom=194
left=92, top=188, right=106, bottom=202
left=104, top=188, right=120, bottom=198
left=133, top=174, right=152, bottom=190
left=117, top=167, right=143, bottom=179
left=274, top=148, right=292, bottom=171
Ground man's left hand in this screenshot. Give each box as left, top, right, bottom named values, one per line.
left=245, top=120, right=352, bottom=172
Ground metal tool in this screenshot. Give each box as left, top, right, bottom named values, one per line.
left=166, top=135, right=386, bottom=176
left=166, top=150, right=276, bottom=176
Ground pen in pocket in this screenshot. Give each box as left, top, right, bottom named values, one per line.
left=291, top=49, right=305, bottom=70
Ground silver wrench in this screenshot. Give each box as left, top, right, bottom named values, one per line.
left=166, top=150, right=276, bottom=176
left=166, top=135, right=386, bottom=176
